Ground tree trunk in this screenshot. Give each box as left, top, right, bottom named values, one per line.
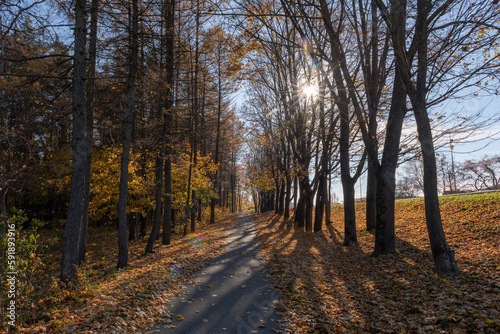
left=293, top=175, right=298, bottom=210
left=314, top=168, right=327, bottom=232
left=305, top=189, right=314, bottom=232
left=190, top=190, right=196, bottom=232
left=210, top=34, right=223, bottom=224
left=274, top=179, right=280, bottom=214
left=210, top=196, right=216, bottom=224
left=190, top=0, right=200, bottom=231
left=401, top=0, right=457, bottom=276
left=171, top=208, right=176, bottom=232
left=0, top=188, right=7, bottom=216
left=372, top=69, right=407, bottom=256
left=366, top=161, right=376, bottom=231
left=79, top=0, right=99, bottom=265
left=279, top=180, right=285, bottom=214
left=325, top=170, right=331, bottom=224
left=162, top=157, right=172, bottom=245
left=117, top=0, right=138, bottom=269
left=342, top=177, right=357, bottom=245
left=284, top=159, right=291, bottom=219
left=139, top=213, right=147, bottom=237
left=61, top=0, right=87, bottom=282
left=146, top=157, right=164, bottom=253
left=162, top=0, right=175, bottom=244
left=413, top=99, right=458, bottom=275
left=129, top=213, right=137, bottom=241
left=197, top=197, right=202, bottom=221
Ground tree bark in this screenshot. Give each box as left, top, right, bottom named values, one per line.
left=197, top=197, right=202, bottom=221
left=366, top=161, right=376, bottom=231
left=117, top=0, right=138, bottom=269
left=190, top=0, right=200, bottom=232
left=162, top=0, right=175, bottom=244
left=61, top=0, right=87, bottom=282
left=79, top=0, right=99, bottom=265
left=372, top=69, right=407, bottom=256
left=284, top=146, right=291, bottom=219
left=274, top=179, right=280, bottom=214
left=146, top=157, right=164, bottom=253
left=314, top=166, right=327, bottom=233
left=140, top=213, right=147, bottom=237
left=191, top=190, right=197, bottom=232
left=409, top=0, right=457, bottom=275
left=379, top=0, right=458, bottom=275
left=284, top=173, right=291, bottom=219
left=162, top=157, right=172, bottom=245
left=278, top=179, right=285, bottom=213
left=342, top=177, right=357, bottom=245
left=325, top=166, right=331, bottom=224
left=0, top=188, right=7, bottom=216
left=129, top=213, right=137, bottom=240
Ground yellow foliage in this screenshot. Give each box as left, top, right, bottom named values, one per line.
left=170, top=152, right=217, bottom=209
left=89, top=146, right=155, bottom=222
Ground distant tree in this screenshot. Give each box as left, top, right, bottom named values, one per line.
left=396, top=158, right=425, bottom=198
left=437, top=155, right=457, bottom=194
left=395, top=177, right=418, bottom=199
left=460, top=155, right=500, bottom=191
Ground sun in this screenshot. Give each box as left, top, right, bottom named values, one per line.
left=302, top=85, right=318, bottom=98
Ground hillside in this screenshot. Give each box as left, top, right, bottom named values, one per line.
left=255, top=192, right=500, bottom=333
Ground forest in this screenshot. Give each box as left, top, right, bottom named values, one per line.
left=1, top=0, right=500, bottom=332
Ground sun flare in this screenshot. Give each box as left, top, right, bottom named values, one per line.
left=302, top=85, right=318, bottom=98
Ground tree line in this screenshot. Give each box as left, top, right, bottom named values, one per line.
left=1, top=0, right=247, bottom=281
left=237, top=0, right=500, bottom=276
left=2, top=0, right=500, bottom=281
left=397, top=154, right=500, bottom=198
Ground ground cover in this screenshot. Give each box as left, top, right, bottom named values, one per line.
left=254, top=192, right=500, bottom=333
left=2, top=214, right=236, bottom=333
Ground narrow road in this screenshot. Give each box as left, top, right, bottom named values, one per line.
left=149, top=214, right=283, bottom=334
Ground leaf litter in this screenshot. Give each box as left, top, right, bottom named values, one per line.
left=16, top=214, right=237, bottom=333
left=254, top=193, right=500, bottom=333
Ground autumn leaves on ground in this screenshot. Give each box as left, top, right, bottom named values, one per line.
left=1, top=214, right=237, bottom=333
left=3, top=193, right=500, bottom=333
left=256, top=192, right=500, bottom=333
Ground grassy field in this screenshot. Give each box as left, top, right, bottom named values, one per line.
left=254, top=192, right=500, bottom=333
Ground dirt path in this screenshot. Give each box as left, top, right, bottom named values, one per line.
left=148, top=213, right=283, bottom=334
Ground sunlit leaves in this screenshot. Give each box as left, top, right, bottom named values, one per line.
left=255, top=192, right=500, bottom=333
left=171, top=151, right=218, bottom=209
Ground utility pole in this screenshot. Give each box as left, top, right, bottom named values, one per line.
left=450, top=138, right=457, bottom=192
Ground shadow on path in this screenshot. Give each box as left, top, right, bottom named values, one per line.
left=148, top=214, right=283, bottom=334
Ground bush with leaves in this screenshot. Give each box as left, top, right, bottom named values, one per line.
left=1, top=209, right=46, bottom=330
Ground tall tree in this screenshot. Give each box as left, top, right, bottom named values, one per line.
left=117, top=0, right=139, bottom=268
left=374, top=0, right=459, bottom=274
left=162, top=0, right=176, bottom=245
left=79, top=0, right=99, bottom=265
left=61, top=0, right=88, bottom=281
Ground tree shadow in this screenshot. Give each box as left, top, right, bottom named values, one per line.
left=257, top=212, right=500, bottom=333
